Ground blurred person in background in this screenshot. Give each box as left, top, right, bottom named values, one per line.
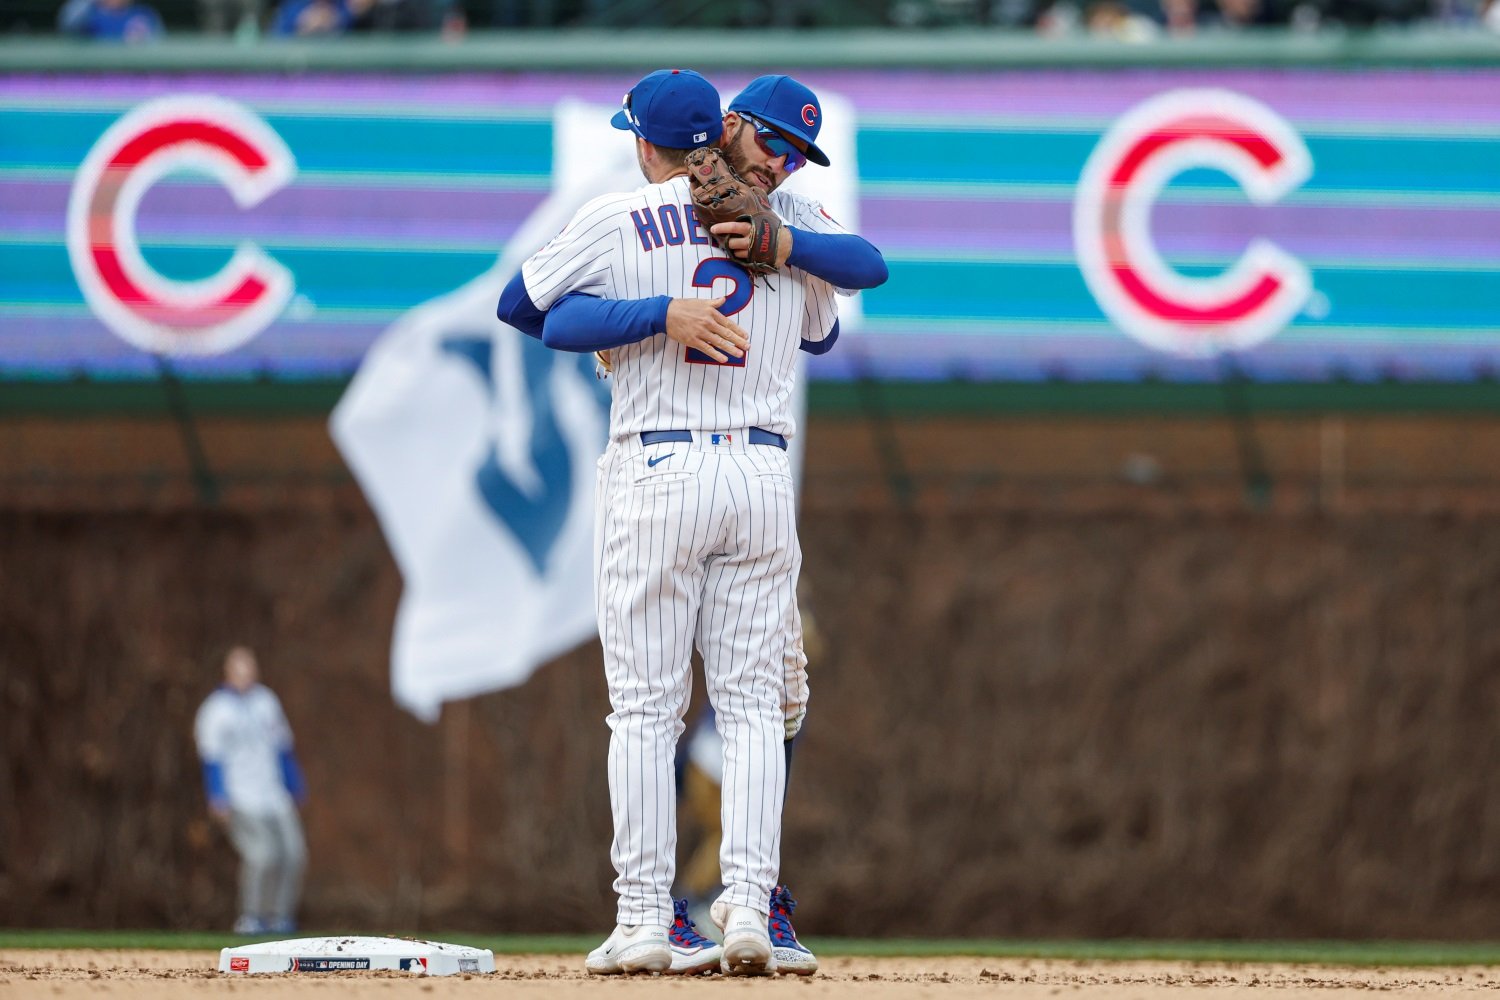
left=1034, top=0, right=1083, bottom=33
left=1199, top=0, right=1276, bottom=28
left=269, top=0, right=361, bottom=34
left=194, top=645, right=308, bottom=936
left=197, top=0, right=262, bottom=35
left=57, top=0, right=163, bottom=41
left=359, top=0, right=467, bottom=36
left=1082, top=0, right=1160, bottom=37
left=1158, top=0, right=1202, bottom=33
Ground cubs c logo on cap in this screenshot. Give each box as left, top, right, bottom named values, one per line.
left=1073, top=88, right=1313, bottom=358
left=66, top=94, right=296, bottom=356
left=801, top=104, right=817, bottom=128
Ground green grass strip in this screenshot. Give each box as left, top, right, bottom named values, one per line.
left=3, top=931, right=1498, bottom=966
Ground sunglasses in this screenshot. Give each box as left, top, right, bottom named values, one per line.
left=620, top=89, right=644, bottom=137
left=738, top=113, right=807, bottom=173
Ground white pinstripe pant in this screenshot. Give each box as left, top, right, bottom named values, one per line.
left=595, top=430, right=801, bottom=927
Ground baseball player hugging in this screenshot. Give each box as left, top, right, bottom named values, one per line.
left=498, top=69, right=887, bottom=976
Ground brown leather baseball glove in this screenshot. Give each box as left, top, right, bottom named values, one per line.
left=685, top=147, right=782, bottom=277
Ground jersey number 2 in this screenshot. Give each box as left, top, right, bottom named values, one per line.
left=685, top=258, right=752, bottom=366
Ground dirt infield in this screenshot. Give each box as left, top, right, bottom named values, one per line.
left=2, top=950, right=1494, bottom=999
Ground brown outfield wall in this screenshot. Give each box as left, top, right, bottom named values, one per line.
left=3, top=502, right=1499, bottom=938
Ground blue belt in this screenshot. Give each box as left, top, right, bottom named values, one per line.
left=640, top=428, right=787, bottom=450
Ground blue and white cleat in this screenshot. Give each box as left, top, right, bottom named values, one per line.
left=769, top=884, right=818, bottom=975
left=668, top=898, right=723, bottom=974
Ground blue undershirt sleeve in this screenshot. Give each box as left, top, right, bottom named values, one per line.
left=800, top=318, right=840, bottom=356
left=201, top=761, right=228, bottom=809
left=542, top=292, right=672, bottom=353
left=785, top=228, right=889, bottom=290
left=279, top=749, right=307, bottom=804
left=496, top=271, right=546, bottom=338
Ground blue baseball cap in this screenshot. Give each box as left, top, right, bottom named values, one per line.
left=610, top=69, right=723, bottom=149
left=728, top=75, right=830, bottom=167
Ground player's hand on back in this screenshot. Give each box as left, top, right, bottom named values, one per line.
left=665, top=296, right=749, bottom=364
left=710, top=221, right=793, bottom=269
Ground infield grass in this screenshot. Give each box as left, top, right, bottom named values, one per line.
left=1, top=931, right=1497, bottom=966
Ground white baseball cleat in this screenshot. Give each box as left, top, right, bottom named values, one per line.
left=711, top=900, right=776, bottom=976
left=584, top=924, right=671, bottom=975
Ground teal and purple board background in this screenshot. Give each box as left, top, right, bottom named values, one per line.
left=2, top=69, right=1497, bottom=383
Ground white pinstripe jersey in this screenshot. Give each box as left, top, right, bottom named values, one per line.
left=521, top=173, right=849, bottom=440
left=194, top=685, right=295, bottom=816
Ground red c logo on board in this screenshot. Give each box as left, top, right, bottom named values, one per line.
left=66, top=95, right=296, bottom=356
left=1073, top=89, right=1313, bottom=356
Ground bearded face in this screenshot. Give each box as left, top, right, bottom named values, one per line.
left=719, top=114, right=809, bottom=194
left=719, top=116, right=763, bottom=187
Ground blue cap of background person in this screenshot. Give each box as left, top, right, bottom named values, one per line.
left=610, top=69, right=723, bottom=149
left=728, top=75, right=831, bottom=167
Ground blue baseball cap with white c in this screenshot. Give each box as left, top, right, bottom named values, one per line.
left=610, top=69, right=723, bottom=149
left=728, top=75, right=831, bottom=167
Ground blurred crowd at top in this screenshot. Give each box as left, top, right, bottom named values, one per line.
left=13, top=0, right=1500, bottom=44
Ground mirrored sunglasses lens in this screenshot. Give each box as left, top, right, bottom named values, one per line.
left=755, top=130, right=806, bottom=172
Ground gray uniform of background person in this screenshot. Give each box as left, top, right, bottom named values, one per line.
left=194, top=679, right=307, bottom=933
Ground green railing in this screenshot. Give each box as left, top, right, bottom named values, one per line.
left=3, top=26, right=1498, bottom=73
